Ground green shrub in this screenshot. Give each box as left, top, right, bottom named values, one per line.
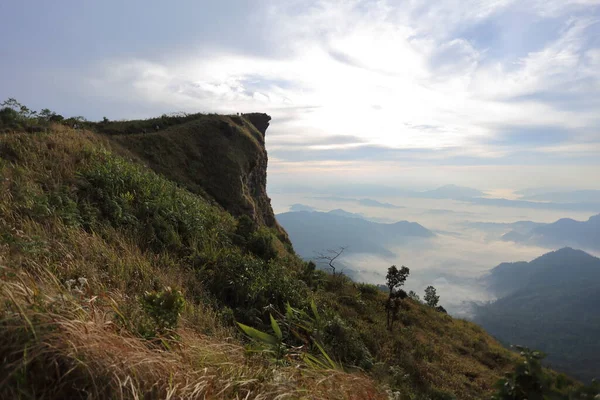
left=322, top=314, right=373, bottom=370
left=141, top=287, right=185, bottom=334
left=247, top=227, right=278, bottom=261
left=0, top=107, right=21, bottom=129
left=493, top=346, right=600, bottom=399
left=75, top=151, right=234, bottom=255
left=357, top=282, right=380, bottom=297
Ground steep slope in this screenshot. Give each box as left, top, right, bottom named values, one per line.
left=104, top=112, right=289, bottom=244
left=476, top=248, right=600, bottom=382
left=0, top=116, right=566, bottom=399
left=0, top=125, right=380, bottom=399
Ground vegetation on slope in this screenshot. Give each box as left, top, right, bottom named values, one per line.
left=0, top=127, right=380, bottom=399
left=477, top=248, right=600, bottom=383
left=1, top=103, right=597, bottom=399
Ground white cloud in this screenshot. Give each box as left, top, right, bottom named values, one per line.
left=86, top=0, right=600, bottom=189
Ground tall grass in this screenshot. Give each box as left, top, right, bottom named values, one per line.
left=0, top=127, right=383, bottom=399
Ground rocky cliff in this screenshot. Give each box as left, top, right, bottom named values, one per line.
left=108, top=113, right=288, bottom=242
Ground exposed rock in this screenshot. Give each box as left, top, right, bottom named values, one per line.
left=110, top=113, right=289, bottom=244
left=242, top=113, right=271, bottom=139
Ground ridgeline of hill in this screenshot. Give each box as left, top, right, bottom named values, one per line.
left=0, top=107, right=595, bottom=399
left=501, top=214, right=600, bottom=252
left=476, top=248, right=600, bottom=383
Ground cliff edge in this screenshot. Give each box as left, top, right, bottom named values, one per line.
left=106, top=113, right=289, bottom=243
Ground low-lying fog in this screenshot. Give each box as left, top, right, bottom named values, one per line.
left=270, top=191, right=597, bottom=318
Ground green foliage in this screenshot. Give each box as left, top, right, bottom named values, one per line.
left=493, top=346, right=600, bottom=400
left=322, top=314, right=374, bottom=370
left=247, top=227, right=278, bottom=261
left=237, top=314, right=287, bottom=362
left=408, top=290, right=421, bottom=302
left=0, top=98, right=63, bottom=131
left=0, top=107, right=21, bottom=128
left=234, top=214, right=256, bottom=245
left=386, top=265, right=410, bottom=291
left=141, top=287, right=185, bottom=335
left=237, top=305, right=342, bottom=369
left=385, top=265, right=410, bottom=330
left=357, top=282, right=381, bottom=297
left=75, top=151, right=233, bottom=254
left=424, top=286, right=440, bottom=308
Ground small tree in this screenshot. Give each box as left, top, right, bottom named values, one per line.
left=424, top=286, right=439, bottom=307
left=408, top=290, right=421, bottom=302
left=316, top=247, right=346, bottom=276
left=385, top=265, right=410, bottom=330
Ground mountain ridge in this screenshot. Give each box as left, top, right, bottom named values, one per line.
left=277, top=210, right=434, bottom=258
left=0, top=109, right=587, bottom=399
left=476, top=247, right=600, bottom=382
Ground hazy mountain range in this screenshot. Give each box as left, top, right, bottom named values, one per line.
left=475, top=248, right=600, bottom=382
left=276, top=210, right=434, bottom=258
left=501, top=214, right=600, bottom=252
left=519, top=190, right=600, bottom=203
left=280, top=184, right=600, bottom=212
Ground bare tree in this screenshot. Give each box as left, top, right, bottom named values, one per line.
left=315, top=246, right=346, bottom=276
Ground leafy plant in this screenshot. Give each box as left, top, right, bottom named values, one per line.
left=493, top=346, right=600, bottom=399
left=141, top=287, right=185, bottom=335
left=237, top=314, right=287, bottom=363
left=237, top=302, right=342, bottom=370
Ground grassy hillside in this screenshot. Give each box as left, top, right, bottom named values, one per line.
left=0, top=112, right=582, bottom=399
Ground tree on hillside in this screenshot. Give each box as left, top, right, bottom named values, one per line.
left=385, top=265, right=410, bottom=330
left=1, top=98, right=36, bottom=119
left=408, top=290, right=421, bottom=302
left=316, top=246, right=346, bottom=276
left=424, top=286, right=439, bottom=308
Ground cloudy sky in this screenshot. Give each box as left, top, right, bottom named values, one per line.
left=1, top=0, right=599, bottom=191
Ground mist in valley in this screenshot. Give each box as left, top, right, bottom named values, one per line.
left=271, top=188, right=599, bottom=318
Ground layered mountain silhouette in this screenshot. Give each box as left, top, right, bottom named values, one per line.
left=276, top=210, right=434, bottom=258
left=476, top=248, right=600, bottom=382
left=501, top=214, right=600, bottom=252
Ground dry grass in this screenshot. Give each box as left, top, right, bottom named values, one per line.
left=0, top=127, right=385, bottom=399
left=0, top=265, right=385, bottom=400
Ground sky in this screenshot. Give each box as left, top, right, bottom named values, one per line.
left=1, top=0, right=599, bottom=191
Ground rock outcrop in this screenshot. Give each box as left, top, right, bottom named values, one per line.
left=242, top=113, right=271, bottom=140
left=110, top=113, right=289, bottom=243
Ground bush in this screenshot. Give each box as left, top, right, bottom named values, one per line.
left=0, top=107, right=21, bottom=128
left=322, top=314, right=373, bottom=370
left=247, top=227, right=278, bottom=261
left=493, top=346, right=600, bottom=399
left=75, top=151, right=234, bottom=255
left=141, top=287, right=185, bottom=334
left=357, top=282, right=381, bottom=297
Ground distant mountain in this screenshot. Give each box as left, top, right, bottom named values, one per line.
left=419, top=184, right=484, bottom=199
left=327, top=208, right=366, bottom=219
left=289, top=203, right=317, bottom=212
left=502, top=214, right=600, bottom=252
left=464, top=197, right=600, bottom=212
left=276, top=210, right=434, bottom=259
left=311, top=196, right=405, bottom=210
left=475, top=248, right=600, bottom=382
left=356, top=198, right=405, bottom=209
left=521, top=190, right=600, bottom=203
left=307, top=184, right=484, bottom=201
left=484, top=247, right=600, bottom=297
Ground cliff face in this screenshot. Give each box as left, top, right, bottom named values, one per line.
left=108, top=113, right=288, bottom=242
